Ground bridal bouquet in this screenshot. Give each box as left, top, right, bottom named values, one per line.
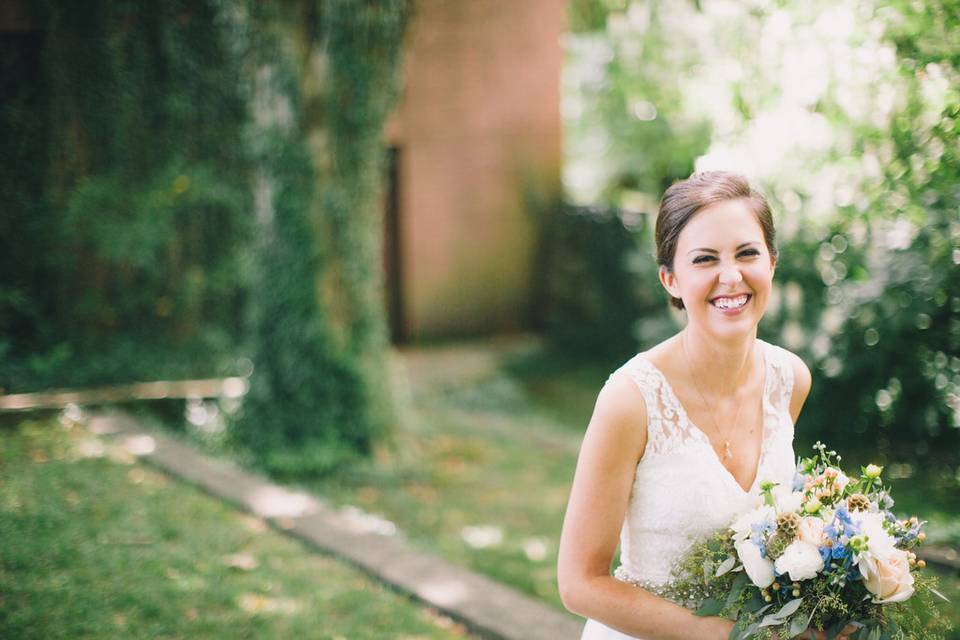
left=665, top=443, right=950, bottom=639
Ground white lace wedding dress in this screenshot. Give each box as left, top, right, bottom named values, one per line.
left=581, top=339, right=798, bottom=640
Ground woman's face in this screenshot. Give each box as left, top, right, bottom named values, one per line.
left=659, top=198, right=776, bottom=341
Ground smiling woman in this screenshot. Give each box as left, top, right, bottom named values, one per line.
left=654, top=173, right=778, bottom=312
left=556, top=172, right=855, bottom=640
left=658, top=196, right=777, bottom=345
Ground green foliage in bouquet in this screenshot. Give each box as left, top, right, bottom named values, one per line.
left=666, top=534, right=951, bottom=639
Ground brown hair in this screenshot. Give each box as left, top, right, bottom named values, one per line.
left=655, top=171, right=778, bottom=310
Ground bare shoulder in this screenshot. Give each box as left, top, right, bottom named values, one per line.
left=585, top=365, right=649, bottom=460
left=773, top=345, right=812, bottom=422
left=596, top=367, right=649, bottom=423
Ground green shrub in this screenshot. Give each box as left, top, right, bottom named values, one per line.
left=0, top=0, right=251, bottom=391
left=562, top=0, right=959, bottom=464
left=542, top=205, right=679, bottom=361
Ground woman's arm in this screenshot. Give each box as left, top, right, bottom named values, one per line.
left=557, top=372, right=734, bottom=640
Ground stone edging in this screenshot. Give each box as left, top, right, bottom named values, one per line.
left=86, top=412, right=583, bottom=640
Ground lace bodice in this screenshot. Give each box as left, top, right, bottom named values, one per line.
left=582, top=339, right=798, bottom=640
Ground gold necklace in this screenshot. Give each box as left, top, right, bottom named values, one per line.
left=679, top=334, right=754, bottom=461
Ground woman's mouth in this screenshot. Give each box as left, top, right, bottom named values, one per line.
left=710, top=293, right=752, bottom=313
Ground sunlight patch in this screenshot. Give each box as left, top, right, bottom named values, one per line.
left=417, top=578, right=469, bottom=607
left=123, top=435, right=156, bottom=456
left=238, top=593, right=301, bottom=615
left=338, top=505, right=397, bottom=536
left=248, top=486, right=319, bottom=519
left=522, top=537, right=550, bottom=562
left=223, top=552, right=259, bottom=571
left=460, top=525, right=503, bottom=549
left=75, top=437, right=106, bottom=459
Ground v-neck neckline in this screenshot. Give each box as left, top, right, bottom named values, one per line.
left=640, top=340, right=771, bottom=494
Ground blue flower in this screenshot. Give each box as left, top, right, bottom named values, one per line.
left=792, top=472, right=806, bottom=492
left=831, top=542, right=849, bottom=560
left=835, top=505, right=853, bottom=526
left=819, top=545, right=832, bottom=565
left=751, top=521, right=774, bottom=557
left=835, top=505, right=861, bottom=536
left=824, top=522, right=839, bottom=543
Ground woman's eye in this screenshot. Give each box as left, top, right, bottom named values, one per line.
left=692, top=249, right=759, bottom=264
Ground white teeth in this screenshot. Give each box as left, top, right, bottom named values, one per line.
left=713, top=294, right=749, bottom=309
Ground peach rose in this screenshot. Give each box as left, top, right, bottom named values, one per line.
left=797, top=516, right=827, bottom=546
left=858, top=548, right=915, bottom=603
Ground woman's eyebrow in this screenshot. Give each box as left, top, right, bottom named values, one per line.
left=687, top=241, right=759, bottom=255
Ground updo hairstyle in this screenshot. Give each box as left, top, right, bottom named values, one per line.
left=655, top=171, right=778, bottom=310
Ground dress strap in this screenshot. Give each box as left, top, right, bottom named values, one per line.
left=608, top=355, right=690, bottom=458
left=760, top=341, right=795, bottom=417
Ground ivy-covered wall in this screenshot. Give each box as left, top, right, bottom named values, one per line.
left=234, top=0, right=410, bottom=475
left=0, top=0, right=410, bottom=475
left=1, top=0, right=251, bottom=391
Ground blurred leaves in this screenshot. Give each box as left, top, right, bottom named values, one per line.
left=1, top=0, right=251, bottom=391
left=560, top=0, right=960, bottom=462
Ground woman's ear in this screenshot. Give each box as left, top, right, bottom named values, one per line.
left=658, top=265, right=681, bottom=301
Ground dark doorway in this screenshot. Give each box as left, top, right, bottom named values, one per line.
left=383, top=146, right=406, bottom=344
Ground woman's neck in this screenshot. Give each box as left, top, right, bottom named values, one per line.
left=678, top=326, right=759, bottom=396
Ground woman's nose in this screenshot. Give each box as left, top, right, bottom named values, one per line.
left=719, top=264, right=744, bottom=285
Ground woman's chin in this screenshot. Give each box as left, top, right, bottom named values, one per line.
left=689, top=306, right=762, bottom=338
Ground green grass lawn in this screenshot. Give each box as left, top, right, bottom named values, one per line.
left=311, top=359, right=583, bottom=612
left=0, top=417, right=472, bottom=640
left=26, top=340, right=955, bottom=637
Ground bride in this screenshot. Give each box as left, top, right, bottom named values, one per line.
left=557, top=172, right=855, bottom=639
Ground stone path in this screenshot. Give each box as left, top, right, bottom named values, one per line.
left=86, top=411, right=583, bottom=640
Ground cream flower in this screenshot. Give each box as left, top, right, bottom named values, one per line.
left=859, top=547, right=915, bottom=603
left=864, top=464, right=883, bottom=479
left=773, top=540, right=824, bottom=582
left=773, top=487, right=803, bottom=514
left=856, top=512, right=897, bottom=554
left=730, top=505, right=774, bottom=544
left=735, top=540, right=775, bottom=588
left=796, top=516, right=827, bottom=546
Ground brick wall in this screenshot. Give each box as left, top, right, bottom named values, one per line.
left=386, top=0, right=566, bottom=340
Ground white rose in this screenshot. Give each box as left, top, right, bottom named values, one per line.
left=774, top=540, right=825, bottom=582
left=856, top=512, right=897, bottom=554
left=735, top=540, right=775, bottom=588
left=773, top=487, right=803, bottom=514
left=859, top=547, right=915, bottom=603
left=731, top=505, right=774, bottom=544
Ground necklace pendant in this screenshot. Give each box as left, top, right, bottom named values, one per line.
left=723, top=440, right=733, bottom=460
